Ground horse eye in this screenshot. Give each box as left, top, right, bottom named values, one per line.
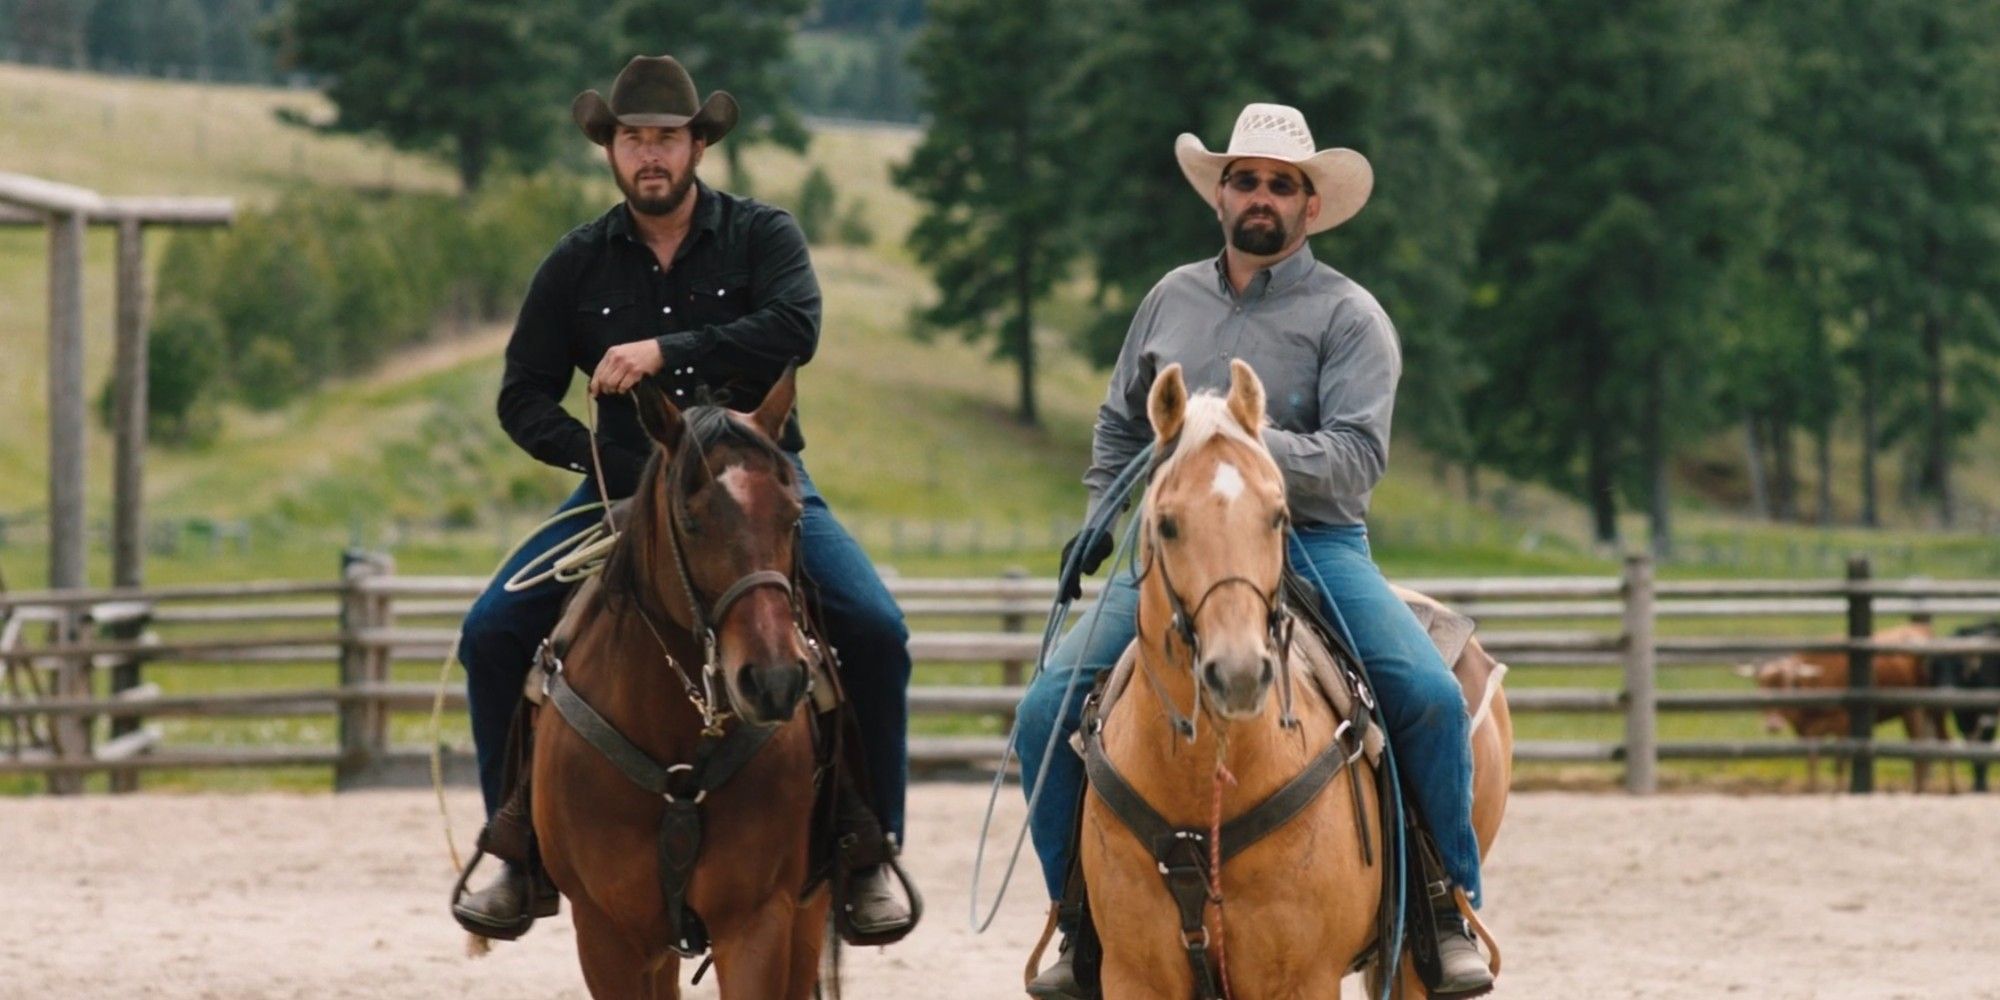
left=1159, top=517, right=1179, bottom=540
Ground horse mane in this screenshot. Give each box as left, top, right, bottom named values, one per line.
left=1144, top=392, right=1274, bottom=508
left=600, top=405, right=788, bottom=611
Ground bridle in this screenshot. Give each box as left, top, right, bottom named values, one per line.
left=619, top=421, right=811, bottom=733
left=1132, top=485, right=1299, bottom=742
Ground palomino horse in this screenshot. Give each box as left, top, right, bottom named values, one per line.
left=533, top=372, right=830, bottom=998
left=1081, top=361, right=1513, bottom=998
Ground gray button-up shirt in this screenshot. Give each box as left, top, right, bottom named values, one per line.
left=1084, top=243, right=1401, bottom=527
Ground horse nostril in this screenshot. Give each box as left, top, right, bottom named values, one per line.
left=1260, top=657, right=1274, bottom=685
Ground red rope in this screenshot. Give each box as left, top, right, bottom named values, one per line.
left=1209, top=754, right=1238, bottom=1000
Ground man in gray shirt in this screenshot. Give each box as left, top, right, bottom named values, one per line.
left=1019, top=103, right=1493, bottom=998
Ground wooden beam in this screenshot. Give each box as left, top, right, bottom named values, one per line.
left=0, top=193, right=231, bottom=227
left=97, top=196, right=234, bottom=226
left=47, top=210, right=87, bottom=591
left=113, top=217, right=146, bottom=589
left=0, top=172, right=104, bottom=215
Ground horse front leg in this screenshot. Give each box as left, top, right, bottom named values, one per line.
left=711, top=896, right=802, bottom=999
left=782, top=887, right=832, bottom=999
left=570, top=895, right=668, bottom=1000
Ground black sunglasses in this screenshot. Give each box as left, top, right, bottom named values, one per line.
left=1223, top=171, right=1312, bottom=198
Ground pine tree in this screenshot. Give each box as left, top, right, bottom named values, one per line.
left=283, top=0, right=568, bottom=190
left=1463, top=0, right=1774, bottom=552
left=894, top=0, right=1077, bottom=426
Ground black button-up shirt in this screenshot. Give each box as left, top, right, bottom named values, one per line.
left=497, top=182, right=820, bottom=497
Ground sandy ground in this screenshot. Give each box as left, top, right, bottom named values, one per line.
left=0, top=784, right=1994, bottom=999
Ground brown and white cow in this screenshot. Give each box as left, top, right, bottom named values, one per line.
left=1736, top=620, right=1948, bottom=791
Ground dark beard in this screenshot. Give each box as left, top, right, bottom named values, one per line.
left=1229, top=211, right=1288, bottom=255
left=620, top=168, right=697, bottom=217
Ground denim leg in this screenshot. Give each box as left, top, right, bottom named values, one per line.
left=793, top=462, right=914, bottom=842
left=1288, top=525, right=1485, bottom=908
left=458, top=481, right=604, bottom=817
left=1016, top=566, right=1141, bottom=904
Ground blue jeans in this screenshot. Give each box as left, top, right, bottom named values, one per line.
left=1016, top=522, right=1482, bottom=910
left=458, top=461, right=913, bottom=840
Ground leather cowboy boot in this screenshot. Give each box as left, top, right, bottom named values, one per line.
left=452, top=860, right=560, bottom=941
left=1026, top=935, right=1089, bottom=999
left=1429, top=902, right=1494, bottom=998
left=842, top=862, right=913, bottom=936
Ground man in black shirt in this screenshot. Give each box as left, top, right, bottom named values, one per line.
left=452, top=55, right=914, bottom=940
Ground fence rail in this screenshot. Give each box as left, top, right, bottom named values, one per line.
left=5, top=554, right=2000, bottom=793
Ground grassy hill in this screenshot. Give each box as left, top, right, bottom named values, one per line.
left=2, top=63, right=1996, bottom=593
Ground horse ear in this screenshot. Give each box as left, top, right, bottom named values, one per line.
left=1149, top=364, right=1188, bottom=443
left=633, top=381, right=685, bottom=452
left=749, top=363, right=798, bottom=441
left=1226, top=359, right=1265, bottom=435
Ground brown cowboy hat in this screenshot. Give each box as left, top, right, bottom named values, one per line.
left=572, top=55, right=739, bottom=146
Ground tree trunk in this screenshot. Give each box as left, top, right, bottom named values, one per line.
left=455, top=133, right=487, bottom=192
left=1012, top=279, right=1038, bottom=426
left=1584, top=326, right=1618, bottom=545
left=1743, top=412, right=1770, bottom=520
left=1815, top=421, right=1834, bottom=525
left=1010, top=113, right=1037, bottom=428
left=1770, top=411, right=1797, bottom=521
left=1921, top=312, right=1952, bottom=527
left=726, top=141, right=752, bottom=196
left=1859, top=326, right=1880, bottom=528
left=1646, top=365, right=1671, bottom=557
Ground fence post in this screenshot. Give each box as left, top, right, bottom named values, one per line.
left=1846, top=556, right=1874, bottom=794
left=999, top=568, right=1028, bottom=731
left=47, top=209, right=88, bottom=594
left=98, top=600, right=153, bottom=793
left=1621, top=553, right=1657, bottom=794
left=337, top=550, right=394, bottom=789
left=46, top=608, right=88, bottom=794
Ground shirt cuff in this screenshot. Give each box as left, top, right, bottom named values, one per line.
left=656, top=330, right=707, bottom=364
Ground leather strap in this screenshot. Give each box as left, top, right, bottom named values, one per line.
left=1077, top=694, right=1362, bottom=998
left=543, top=662, right=778, bottom=955
left=1079, top=707, right=1357, bottom=870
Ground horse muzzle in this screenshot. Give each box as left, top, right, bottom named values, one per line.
left=730, top=660, right=809, bottom=726
left=1200, top=652, right=1276, bottom=721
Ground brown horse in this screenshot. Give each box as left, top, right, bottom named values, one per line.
left=532, top=372, right=830, bottom=999
left=1081, top=361, right=1512, bottom=998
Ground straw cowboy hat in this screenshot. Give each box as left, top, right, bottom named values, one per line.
left=1174, top=103, right=1374, bottom=235
left=573, top=55, right=739, bottom=146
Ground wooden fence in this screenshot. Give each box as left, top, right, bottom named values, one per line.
left=5, top=554, right=2000, bottom=795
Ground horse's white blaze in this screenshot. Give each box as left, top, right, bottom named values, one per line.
left=717, top=464, right=755, bottom=508
left=1211, top=462, right=1245, bottom=503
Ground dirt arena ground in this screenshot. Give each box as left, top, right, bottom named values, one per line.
left=0, top=783, right=1992, bottom=999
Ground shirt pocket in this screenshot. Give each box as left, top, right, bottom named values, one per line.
left=684, top=268, right=751, bottom=327
left=576, top=290, right=644, bottom=347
